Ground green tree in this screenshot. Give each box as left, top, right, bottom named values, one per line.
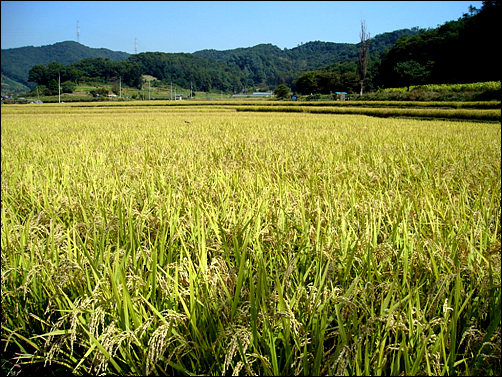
left=316, top=71, right=341, bottom=94
left=47, top=79, right=59, bottom=95
left=66, top=68, right=84, bottom=84
left=28, top=65, right=49, bottom=86
left=274, top=84, right=290, bottom=99
left=47, top=62, right=65, bottom=81
left=295, top=71, right=318, bottom=94
left=61, top=81, right=76, bottom=94
left=394, top=60, right=431, bottom=90
left=341, top=71, right=360, bottom=93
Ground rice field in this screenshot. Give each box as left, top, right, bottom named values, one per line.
left=1, top=103, right=500, bottom=376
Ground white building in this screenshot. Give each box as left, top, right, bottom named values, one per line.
left=232, top=92, right=274, bottom=98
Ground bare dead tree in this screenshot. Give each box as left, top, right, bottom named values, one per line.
left=358, top=20, right=370, bottom=96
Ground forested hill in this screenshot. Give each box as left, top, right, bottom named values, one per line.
left=2, top=28, right=419, bottom=94
left=3, top=1, right=500, bottom=96
left=1, top=41, right=130, bottom=91
left=194, top=28, right=418, bottom=64
left=192, top=28, right=421, bottom=88
left=114, top=27, right=421, bottom=92
left=374, top=0, right=501, bottom=88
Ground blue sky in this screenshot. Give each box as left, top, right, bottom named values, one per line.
left=2, top=1, right=483, bottom=53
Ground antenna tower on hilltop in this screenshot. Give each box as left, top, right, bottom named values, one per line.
left=77, top=21, right=80, bottom=43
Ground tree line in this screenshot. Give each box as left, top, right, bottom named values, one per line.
left=374, top=1, right=500, bottom=89
left=295, top=1, right=500, bottom=95
left=28, top=53, right=248, bottom=95
left=27, top=1, right=500, bottom=96
left=28, top=58, right=142, bottom=96
left=27, top=28, right=421, bottom=95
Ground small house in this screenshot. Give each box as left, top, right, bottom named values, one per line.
left=335, top=92, right=348, bottom=101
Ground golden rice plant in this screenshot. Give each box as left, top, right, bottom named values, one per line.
left=1, top=104, right=500, bottom=375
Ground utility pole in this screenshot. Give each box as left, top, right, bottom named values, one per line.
left=58, top=72, right=61, bottom=103
left=170, top=82, right=173, bottom=100
left=148, top=80, right=151, bottom=100
left=190, top=81, right=193, bottom=98
left=119, top=76, right=122, bottom=98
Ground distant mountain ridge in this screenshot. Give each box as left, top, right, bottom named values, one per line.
left=1, top=28, right=420, bottom=94
left=3, top=2, right=499, bottom=96
left=193, top=28, right=417, bottom=64
left=1, top=41, right=130, bottom=91
left=192, top=29, right=419, bottom=87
